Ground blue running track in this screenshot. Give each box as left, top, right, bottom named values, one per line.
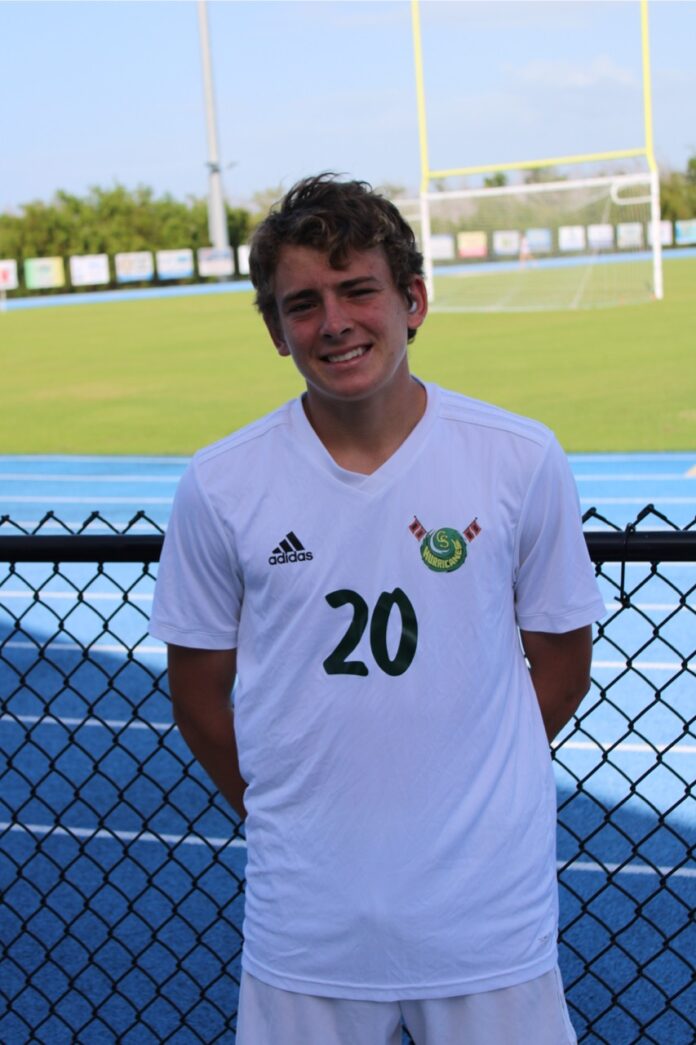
left=1, top=453, right=694, bottom=1043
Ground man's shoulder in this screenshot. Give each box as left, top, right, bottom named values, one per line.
left=193, top=399, right=295, bottom=472
left=434, top=385, right=554, bottom=451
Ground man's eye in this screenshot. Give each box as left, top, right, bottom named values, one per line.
left=287, top=300, right=313, bottom=314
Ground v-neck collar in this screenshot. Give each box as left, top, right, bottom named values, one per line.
left=288, top=381, right=440, bottom=494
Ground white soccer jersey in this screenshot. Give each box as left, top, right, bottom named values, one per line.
left=150, top=383, right=605, bottom=1001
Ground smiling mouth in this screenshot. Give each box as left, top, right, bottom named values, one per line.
left=324, top=346, right=370, bottom=364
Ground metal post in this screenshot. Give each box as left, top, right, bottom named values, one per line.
left=650, top=169, right=664, bottom=300
left=198, top=0, right=230, bottom=251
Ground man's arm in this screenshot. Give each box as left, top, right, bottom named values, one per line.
left=167, top=644, right=246, bottom=819
left=520, top=625, right=594, bottom=741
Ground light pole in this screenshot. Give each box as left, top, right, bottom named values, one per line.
left=198, top=0, right=230, bottom=251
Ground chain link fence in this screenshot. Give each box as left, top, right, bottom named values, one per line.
left=1, top=507, right=694, bottom=1044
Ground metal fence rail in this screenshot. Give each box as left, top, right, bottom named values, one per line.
left=1, top=508, right=694, bottom=1044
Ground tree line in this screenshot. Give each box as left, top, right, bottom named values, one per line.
left=659, top=156, right=696, bottom=221
left=0, top=184, right=252, bottom=270
left=1, top=157, right=694, bottom=271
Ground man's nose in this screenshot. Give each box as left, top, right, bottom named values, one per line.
left=320, top=297, right=352, bottom=338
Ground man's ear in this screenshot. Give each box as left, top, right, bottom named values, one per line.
left=406, top=276, right=428, bottom=333
left=265, top=316, right=291, bottom=357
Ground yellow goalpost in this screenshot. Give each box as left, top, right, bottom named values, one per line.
left=409, top=0, right=663, bottom=309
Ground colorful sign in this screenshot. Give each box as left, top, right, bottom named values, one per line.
left=675, top=219, right=696, bottom=246
left=156, top=249, right=194, bottom=280
left=24, top=257, right=65, bottom=290
left=457, top=231, right=487, bottom=259
left=237, top=245, right=251, bottom=275
left=492, top=230, right=520, bottom=256
left=197, top=247, right=234, bottom=278
left=0, top=259, right=18, bottom=290
left=558, top=226, right=586, bottom=252
left=525, top=228, right=552, bottom=254
left=587, top=224, right=614, bottom=250
left=69, top=253, right=110, bottom=287
left=115, top=251, right=154, bottom=283
left=617, top=223, right=643, bottom=249
left=428, top=234, right=455, bottom=261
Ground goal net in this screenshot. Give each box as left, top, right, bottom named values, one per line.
left=399, top=170, right=662, bottom=312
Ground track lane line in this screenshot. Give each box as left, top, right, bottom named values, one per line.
left=3, top=822, right=693, bottom=878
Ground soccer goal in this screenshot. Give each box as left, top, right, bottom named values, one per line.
left=410, top=170, right=661, bottom=312
left=409, top=0, right=663, bottom=311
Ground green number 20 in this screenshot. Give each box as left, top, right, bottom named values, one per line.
left=323, top=588, right=418, bottom=678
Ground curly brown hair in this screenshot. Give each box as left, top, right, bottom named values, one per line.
left=249, top=173, right=424, bottom=341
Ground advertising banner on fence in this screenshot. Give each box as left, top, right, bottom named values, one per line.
left=558, top=226, right=586, bottom=252
left=525, top=228, right=552, bottom=254
left=0, top=259, right=18, bottom=290
left=457, top=231, right=487, bottom=259
left=428, top=234, right=455, bottom=261
left=69, top=254, right=110, bottom=287
left=24, top=257, right=65, bottom=290
left=156, top=249, right=194, bottom=280
left=237, top=245, right=251, bottom=275
left=617, top=223, right=643, bottom=249
left=492, top=230, right=520, bottom=256
left=647, top=221, right=674, bottom=247
left=197, top=247, right=234, bottom=278
left=675, top=219, right=696, bottom=246
left=115, top=252, right=154, bottom=283
left=588, top=224, right=614, bottom=250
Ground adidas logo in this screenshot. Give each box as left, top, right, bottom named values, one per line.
left=268, top=531, right=314, bottom=566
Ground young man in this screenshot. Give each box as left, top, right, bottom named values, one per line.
left=150, top=174, right=605, bottom=1044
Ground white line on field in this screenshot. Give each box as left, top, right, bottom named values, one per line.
left=1, top=713, right=171, bottom=732
left=557, top=859, right=696, bottom=879
left=1, top=821, right=245, bottom=849
left=1, top=521, right=164, bottom=530
left=0, top=637, right=689, bottom=671
left=6, top=496, right=173, bottom=505
left=4, top=715, right=694, bottom=758
left=0, top=474, right=180, bottom=484
left=3, top=591, right=693, bottom=613
left=554, top=739, right=696, bottom=755
left=1, top=590, right=153, bottom=601
left=8, top=474, right=668, bottom=489
left=0, top=526, right=164, bottom=535
left=3, top=821, right=694, bottom=878
left=2, top=641, right=690, bottom=670
left=604, top=602, right=695, bottom=612
left=593, top=660, right=694, bottom=671
left=574, top=474, right=691, bottom=482
left=3, top=640, right=165, bottom=654
left=0, top=455, right=190, bottom=464
left=580, top=497, right=696, bottom=505
left=597, top=560, right=694, bottom=568
left=569, top=454, right=696, bottom=463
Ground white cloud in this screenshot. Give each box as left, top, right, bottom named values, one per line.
left=513, top=54, right=638, bottom=91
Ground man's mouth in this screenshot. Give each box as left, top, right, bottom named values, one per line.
left=324, top=346, right=369, bottom=364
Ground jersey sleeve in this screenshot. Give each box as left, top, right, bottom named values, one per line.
left=513, top=435, right=606, bottom=633
left=149, top=459, right=242, bottom=649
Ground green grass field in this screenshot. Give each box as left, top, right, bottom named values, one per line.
left=2, top=257, right=694, bottom=454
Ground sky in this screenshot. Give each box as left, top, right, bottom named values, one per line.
left=1, top=0, right=694, bottom=214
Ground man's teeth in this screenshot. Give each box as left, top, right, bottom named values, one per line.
left=326, top=346, right=367, bottom=364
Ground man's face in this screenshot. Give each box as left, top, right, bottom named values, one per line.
left=266, top=245, right=427, bottom=407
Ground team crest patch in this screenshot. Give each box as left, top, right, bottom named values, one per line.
left=409, top=516, right=481, bottom=573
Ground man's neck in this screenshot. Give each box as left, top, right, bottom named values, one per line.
left=302, top=376, right=426, bottom=475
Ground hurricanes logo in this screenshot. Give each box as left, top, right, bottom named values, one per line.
left=409, top=516, right=481, bottom=574
left=421, top=527, right=466, bottom=572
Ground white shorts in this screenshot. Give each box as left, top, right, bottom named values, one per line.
left=236, top=965, right=578, bottom=1045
